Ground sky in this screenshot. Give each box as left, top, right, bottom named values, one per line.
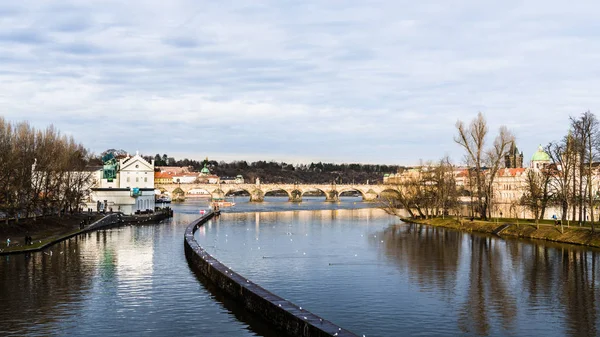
left=1, top=1, right=599, bottom=166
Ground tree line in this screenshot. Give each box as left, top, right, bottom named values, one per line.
left=148, top=154, right=403, bottom=184
left=0, top=117, right=92, bottom=222
left=380, top=157, right=460, bottom=219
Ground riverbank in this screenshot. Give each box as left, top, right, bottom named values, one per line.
left=0, top=210, right=173, bottom=255
left=402, top=217, right=600, bottom=248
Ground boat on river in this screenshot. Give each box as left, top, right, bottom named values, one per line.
left=211, top=197, right=235, bottom=207
left=157, top=195, right=172, bottom=203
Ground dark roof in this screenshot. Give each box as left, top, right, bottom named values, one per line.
left=83, top=165, right=103, bottom=172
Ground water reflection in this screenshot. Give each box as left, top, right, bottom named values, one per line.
left=458, top=236, right=516, bottom=336
left=376, top=225, right=462, bottom=291
left=0, top=237, right=93, bottom=335
left=377, top=224, right=600, bottom=336
left=0, top=218, right=260, bottom=337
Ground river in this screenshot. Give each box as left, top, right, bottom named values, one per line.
left=1, top=197, right=599, bottom=336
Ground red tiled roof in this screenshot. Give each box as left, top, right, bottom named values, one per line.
left=497, top=168, right=526, bottom=177
left=154, top=172, right=175, bottom=179
left=173, top=173, right=199, bottom=178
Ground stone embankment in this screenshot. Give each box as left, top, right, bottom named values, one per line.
left=403, top=217, right=600, bottom=248
left=184, top=212, right=357, bottom=337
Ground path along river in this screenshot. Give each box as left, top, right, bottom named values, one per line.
left=1, top=196, right=600, bottom=336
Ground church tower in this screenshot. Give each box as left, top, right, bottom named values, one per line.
left=504, top=141, right=524, bottom=168
left=530, top=145, right=551, bottom=169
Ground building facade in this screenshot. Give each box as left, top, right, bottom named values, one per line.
left=86, top=152, right=156, bottom=215
left=383, top=146, right=587, bottom=220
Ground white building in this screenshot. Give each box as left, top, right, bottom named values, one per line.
left=172, top=173, right=199, bottom=184
left=86, top=152, right=156, bottom=215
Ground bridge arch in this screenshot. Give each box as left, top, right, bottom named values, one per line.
left=186, top=188, right=212, bottom=197
left=300, top=188, right=340, bottom=202
left=338, top=187, right=379, bottom=202
left=299, top=188, right=327, bottom=198
left=223, top=187, right=252, bottom=196
left=379, top=188, right=401, bottom=201
left=337, top=188, right=367, bottom=198
left=380, top=188, right=401, bottom=195
left=263, top=188, right=292, bottom=199
left=211, top=188, right=226, bottom=199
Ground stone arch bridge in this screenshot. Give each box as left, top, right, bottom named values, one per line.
left=156, top=183, right=396, bottom=202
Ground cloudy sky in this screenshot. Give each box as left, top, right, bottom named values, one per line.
left=1, top=1, right=598, bottom=165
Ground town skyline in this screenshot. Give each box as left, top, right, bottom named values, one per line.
left=2, top=1, right=598, bottom=164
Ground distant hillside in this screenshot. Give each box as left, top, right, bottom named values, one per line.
left=144, top=154, right=403, bottom=184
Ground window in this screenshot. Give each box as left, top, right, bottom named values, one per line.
left=127, top=177, right=130, bottom=182
left=144, top=177, right=147, bottom=182
left=136, top=177, right=139, bottom=182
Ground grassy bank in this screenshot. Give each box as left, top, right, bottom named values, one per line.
left=0, top=214, right=104, bottom=253
left=402, top=217, right=600, bottom=248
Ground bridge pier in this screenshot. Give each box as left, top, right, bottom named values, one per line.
left=289, top=191, right=302, bottom=203
left=249, top=189, right=264, bottom=202
left=210, top=191, right=225, bottom=201
left=362, top=192, right=379, bottom=202
left=325, top=190, right=339, bottom=202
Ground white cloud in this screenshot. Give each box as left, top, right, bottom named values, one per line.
left=0, top=1, right=599, bottom=165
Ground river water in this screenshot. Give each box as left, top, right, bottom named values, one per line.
left=1, top=197, right=600, bottom=336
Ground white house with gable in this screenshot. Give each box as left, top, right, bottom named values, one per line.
left=86, top=151, right=156, bottom=215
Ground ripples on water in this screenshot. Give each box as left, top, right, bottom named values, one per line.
left=2, top=197, right=600, bottom=337
left=197, top=207, right=600, bottom=337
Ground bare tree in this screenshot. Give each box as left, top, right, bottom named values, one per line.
left=520, top=170, right=544, bottom=228
left=455, top=113, right=514, bottom=220
left=0, top=118, right=12, bottom=219
left=570, top=111, right=600, bottom=230
left=380, top=158, right=459, bottom=220
left=0, top=120, right=92, bottom=223
left=379, top=178, right=417, bottom=219
left=433, top=156, right=459, bottom=219
left=416, top=164, right=437, bottom=218
left=546, top=136, right=577, bottom=225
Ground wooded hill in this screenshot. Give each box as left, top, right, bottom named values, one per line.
left=147, top=154, right=403, bottom=184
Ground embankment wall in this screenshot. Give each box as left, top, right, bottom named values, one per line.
left=184, top=212, right=356, bottom=337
